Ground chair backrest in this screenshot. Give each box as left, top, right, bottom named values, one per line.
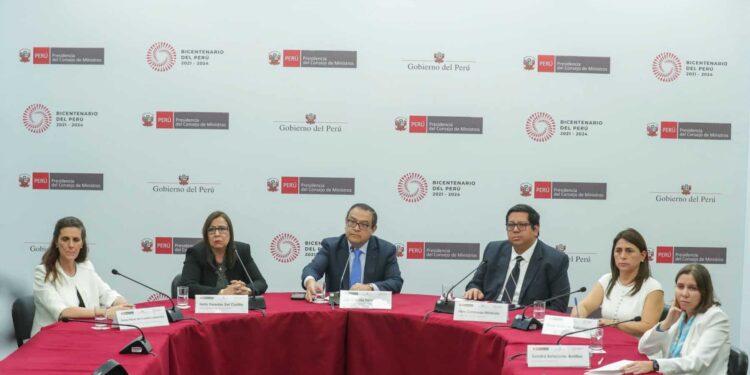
left=729, top=345, right=749, bottom=375
left=171, top=273, right=182, bottom=299
left=659, top=304, right=670, bottom=322
left=11, top=295, right=35, bottom=347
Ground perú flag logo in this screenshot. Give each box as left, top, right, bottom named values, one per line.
left=281, top=177, right=299, bottom=194
left=406, top=242, right=425, bottom=259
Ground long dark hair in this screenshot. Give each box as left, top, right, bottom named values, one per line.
left=201, top=210, right=237, bottom=268
left=41, top=217, right=88, bottom=283
left=606, top=228, right=651, bottom=298
left=675, top=263, right=719, bottom=314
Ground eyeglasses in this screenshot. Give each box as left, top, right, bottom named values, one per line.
left=506, top=222, right=531, bottom=231
left=207, top=226, right=229, bottom=234
left=346, top=218, right=371, bottom=230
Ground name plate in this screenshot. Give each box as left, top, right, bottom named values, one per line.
left=195, top=295, right=248, bottom=313
left=339, top=291, right=392, bottom=309
left=527, top=345, right=590, bottom=368
left=453, top=300, right=508, bottom=323
left=114, top=306, right=169, bottom=330
left=541, top=315, right=598, bottom=338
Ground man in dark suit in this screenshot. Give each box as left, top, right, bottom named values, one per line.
left=464, top=204, right=570, bottom=312
left=301, top=203, right=403, bottom=302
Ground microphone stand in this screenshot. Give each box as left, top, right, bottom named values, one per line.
left=234, top=248, right=266, bottom=310
left=62, top=317, right=153, bottom=355
left=434, top=260, right=488, bottom=314
left=510, top=287, right=587, bottom=331
left=555, top=316, right=641, bottom=345
left=112, top=269, right=184, bottom=323
left=329, top=250, right=353, bottom=307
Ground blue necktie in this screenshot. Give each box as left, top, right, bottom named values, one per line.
left=349, top=248, right=363, bottom=288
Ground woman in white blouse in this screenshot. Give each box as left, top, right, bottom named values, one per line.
left=622, top=263, right=730, bottom=374
left=31, top=217, right=133, bottom=336
left=571, top=228, right=664, bottom=337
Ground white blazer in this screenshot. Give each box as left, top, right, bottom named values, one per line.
left=31, top=261, right=121, bottom=337
left=638, top=304, right=730, bottom=374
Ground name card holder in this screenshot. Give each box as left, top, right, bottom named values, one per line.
left=195, top=295, right=248, bottom=313
left=339, top=291, right=392, bottom=309
left=115, top=306, right=170, bottom=330
left=527, top=345, right=590, bottom=368
left=453, top=300, right=508, bottom=323
left=541, top=315, right=598, bottom=338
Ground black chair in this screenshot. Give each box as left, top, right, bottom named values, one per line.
left=729, top=346, right=748, bottom=375
left=11, top=295, right=35, bottom=347
left=170, top=273, right=182, bottom=299
left=659, top=304, right=669, bottom=322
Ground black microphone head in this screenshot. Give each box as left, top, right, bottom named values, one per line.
left=111, top=269, right=119, bottom=275
left=579, top=286, right=587, bottom=292
left=633, top=316, right=642, bottom=322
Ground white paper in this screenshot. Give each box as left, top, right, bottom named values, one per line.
left=453, top=300, right=508, bottom=323
left=527, top=345, right=590, bottom=368
left=194, top=295, right=248, bottom=313
left=541, top=315, right=598, bottom=338
left=339, top=291, right=392, bottom=309
left=584, top=359, right=634, bottom=374
left=114, top=306, right=169, bottom=330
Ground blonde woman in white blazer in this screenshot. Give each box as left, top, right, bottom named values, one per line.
left=31, top=217, right=134, bottom=337
left=621, top=263, right=730, bottom=374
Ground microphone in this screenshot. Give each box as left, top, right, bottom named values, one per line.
left=330, top=250, right=353, bottom=307
left=111, top=269, right=183, bottom=323
left=555, top=316, right=641, bottom=345
left=510, top=286, right=587, bottom=331
left=234, top=247, right=266, bottom=310
left=434, top=259, right=488, bottom=314
left=62, top=317, right=153, bottom=355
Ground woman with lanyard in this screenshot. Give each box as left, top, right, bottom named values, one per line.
left=621, top=263, right=730, bottom=374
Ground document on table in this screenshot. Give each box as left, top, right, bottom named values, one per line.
left=584, top=359, right=634, bottom=374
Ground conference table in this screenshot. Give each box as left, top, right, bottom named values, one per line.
left=0, top=293, right=657, bottom=374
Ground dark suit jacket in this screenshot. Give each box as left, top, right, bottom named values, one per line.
left=181, top=241, right=267, bottom=297
left=465, top=239, right=570, bottom=312
left=301, top=234, right=403, bottom=293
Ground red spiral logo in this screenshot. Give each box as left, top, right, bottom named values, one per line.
left=397, top=172, right=428, bottom=203
left=652, top=52, right=682, bottom=83
left=147, top=42, right=177, bottom=72
left=525, top=112, right=555, bottom=142
left=270, top=233, right=300, bottom=263
left=22, top=104, right=52, bottom=134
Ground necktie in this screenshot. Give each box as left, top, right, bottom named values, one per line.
left=501, top=256, right=523, bottom=304
left=349, top=248, right=363, bottom=288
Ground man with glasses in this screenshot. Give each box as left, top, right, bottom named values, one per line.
left=463, top=204, right=570, bottom=312
left=301, top=203, right=403, bottom=302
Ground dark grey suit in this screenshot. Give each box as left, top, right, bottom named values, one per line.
left=465, top=239, right=570, bottom=312
left=301, top=234, right=403, bottom=292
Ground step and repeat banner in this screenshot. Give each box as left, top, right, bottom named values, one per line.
left=1, top=0, right=749, bottom=356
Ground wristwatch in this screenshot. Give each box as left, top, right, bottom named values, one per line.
left=652, top=359, right=660, bottom=371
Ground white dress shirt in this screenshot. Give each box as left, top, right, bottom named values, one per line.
left=498, top=239, right=537, bottom=304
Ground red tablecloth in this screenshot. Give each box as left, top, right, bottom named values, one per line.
left=0, top=293, right=654, bottom=374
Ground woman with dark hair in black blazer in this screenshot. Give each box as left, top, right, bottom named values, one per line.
left=181, top=211, right=267, bottom=297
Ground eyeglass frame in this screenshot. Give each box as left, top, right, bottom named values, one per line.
left=207, top=226, right=229, bottom=234
left=345, top=218, right=372, bottom=230
left=505, top=222, right=532, bottom=231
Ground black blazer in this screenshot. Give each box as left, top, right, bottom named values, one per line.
left=465, top=239, right=570, bottom=312
left=181, top=241, right=267, bottom=297
left=301, top=234, right=403, bottom=293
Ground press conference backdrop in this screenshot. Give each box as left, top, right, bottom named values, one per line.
left=1, top=0, right=749, bottom=360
